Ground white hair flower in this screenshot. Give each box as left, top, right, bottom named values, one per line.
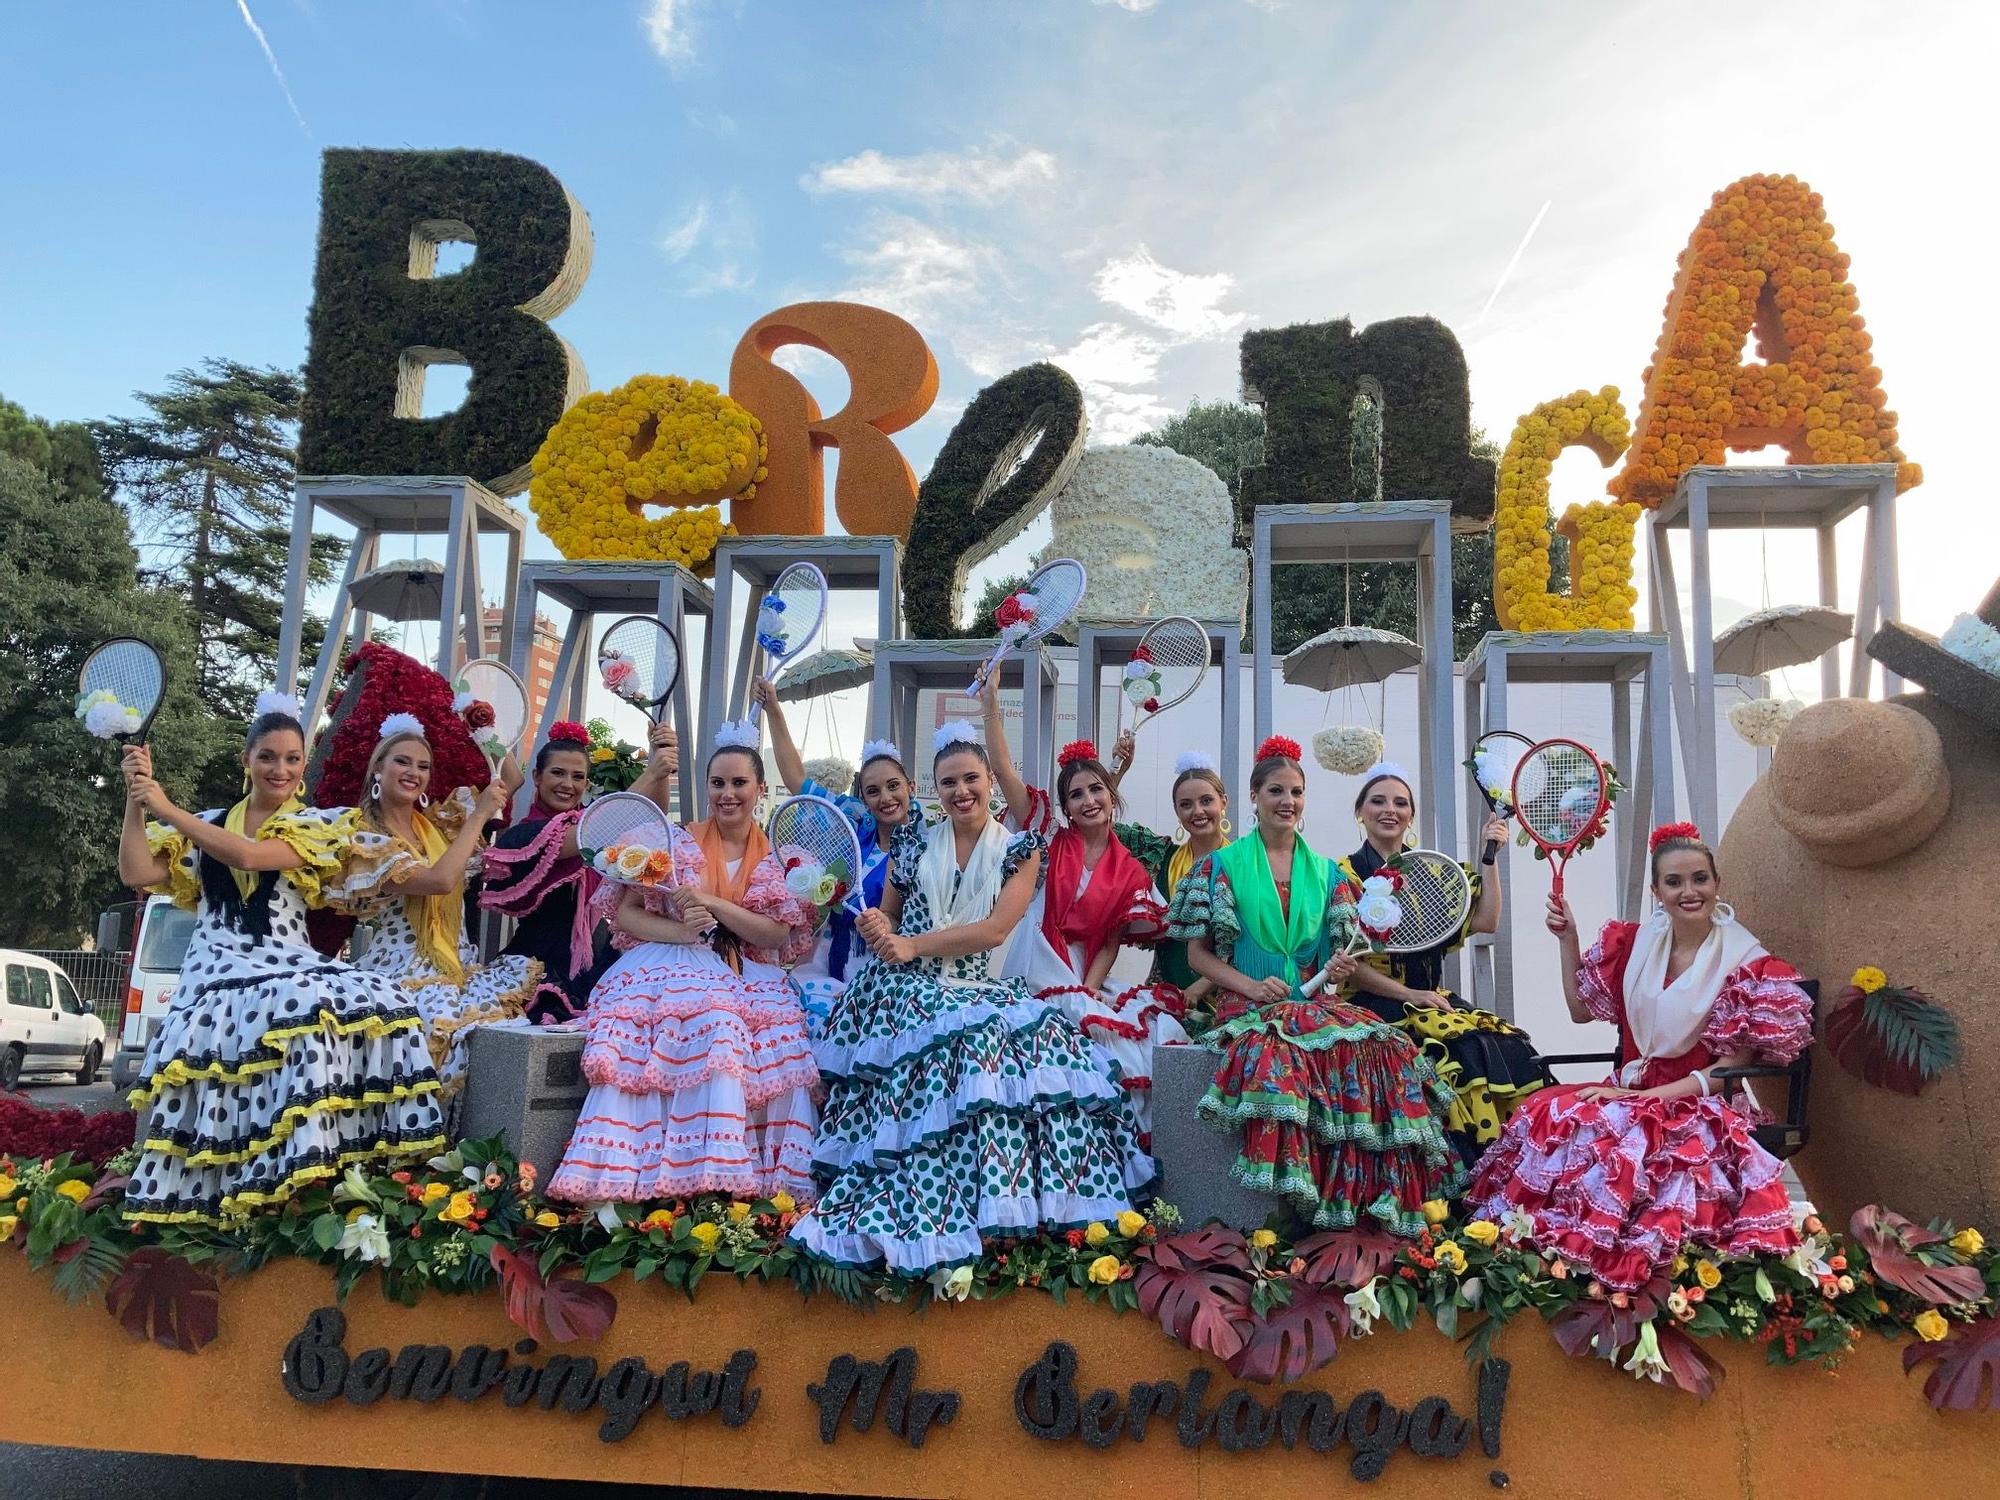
left=713, top=719, right=760, bottom=751
left=859, top=738, right=902, bottom=766
left=378, top=712, right=426, bottom=741
left=932, top=720, right=982, bottom=757
left=1172, top=750, right=1217, bottom=777
left=253, top=690, right=302, bottom=721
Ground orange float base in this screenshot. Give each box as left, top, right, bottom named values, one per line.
left=0, top=1254, right=1991, bottom=1497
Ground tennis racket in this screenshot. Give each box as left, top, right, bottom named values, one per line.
left=454, top=656, right=529, bottom=756
left=597, top=615, right=682, bottom=726
left=77, top=637, right=167, bottom=745
left=967, top=557, right=1088, bottom=695
left=1511, top=737, right=1613, bottom=901
left=1468, top=728, right=1535, bottom=864
left=749, top=563, right=828, bottom=724
left=767, top=793, right=867, bottom=922
left=1119, top=615, right=1209, bottom=737
left=1300, top=849, right=1473, bottom=996
left=576, top=790, right=712, bottom=933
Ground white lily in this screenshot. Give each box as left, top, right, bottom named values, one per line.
left=1501, top=1208, right=1536, bottom=1245
left=332, top=1166, right=382, bottom=1209
left=1621, top=1320, right=1668, bottom=1383
left=337, top=1212, right=392, bottom=1264
left=594, top=1201, right=625, bottom=1233
left=1344, top=1276, right=1384, bottom=1336
left=928, top=1265, right=975, bottom=1303
left=1458, top=1276, right=1483, bottom=1308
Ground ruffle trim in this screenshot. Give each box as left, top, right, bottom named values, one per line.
left=789, top=1187, right=1149, bottom=1277
left=140, top=1078, right=444, bottom=1165
left=122, top=1131, right=449, bottom=1227
left=1702, top=963, right=1814, bottom=1064
left=813, top=1069, right=1129, bottom=1175
left=127, top=1008, right=429, bottom=1106
left=144, top=821, right=201, bottom=911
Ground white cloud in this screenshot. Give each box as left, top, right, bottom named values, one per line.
left=1091, top=246, right=1246, bottom=340
left=1094, top=0, right=1160, bottom=11
left=1052, top=323, right=1174, bottom=443
left=641, top=0, right=699, bottom=69
left=657, top=191, right=756, bottom=296
left=834, top=213, right=992, bottom=324
left=801, top=145, right=1058, bottom=204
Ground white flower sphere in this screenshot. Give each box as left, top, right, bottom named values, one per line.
left=1314, top=726, right=1385, bottom=775
left=800, top=755, right=854, bottom=794
left=1728, top=696, right=1805, bottom=748
left=1050, top=444, right=1248, bottom=626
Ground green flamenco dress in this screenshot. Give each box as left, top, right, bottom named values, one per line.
left=789, top=819, right=1156, bottom=1276
left=1165, top=835, right=1463, bottom=1236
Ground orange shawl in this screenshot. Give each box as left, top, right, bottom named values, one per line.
left=687, top=817, right=770, bottom=905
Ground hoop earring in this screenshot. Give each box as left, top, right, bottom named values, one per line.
left=241, top=769, right=250, bottom=793
left=369, top=775, right=382, bottom=802
left=1219, top=817, right=1232, bottom=835
left=417, top=792, right=430, bottom=810
left=1712, top=901, right=1737, bottom=926
left=1171, top=823, right=1189, bottom=846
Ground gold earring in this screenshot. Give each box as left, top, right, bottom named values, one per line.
left=1220, top=817, right=1232, bottom=835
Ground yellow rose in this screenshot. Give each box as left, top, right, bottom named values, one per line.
left=0, top=1175, right=14, bottom=1198
left=726, top=1201, right=751, bottom=1223
left=1693, top=1259, right=1723, bottom=1290
left=1421, top=1199, right=1450, bottom=1226
left=54, top=1179, right=89, bottom=1203
left=1116, top=1210, right=1147, bottom=1239
left=0, top=1214, right=15, bottom=1241
left=770, top=1191, right=797, bottom=1214
left=1087, top=1254, right=1121, bottom=1286
left=1913, top=1309, right=1949, bottom=1343
left=689, top=1221, right=722, bottom=1251
left=1084, top=1222, right=1110, bottom=1247
left=420, top=1181, right=450, bottom=1204
left=1850, top=966, right=1888, bottom=995
left=440, top=1190, right=477, bottom=1225
left=1949, top=1227, right=1985, bottom=1257
left=1249, top=1228, right=1279, bottom=1250
left=641, top=1209, right=675, bottom=1232
left=1435, top=1241, right=1468, bottom=1275
left=534, top=1210, right=561, bottom=1229
left=1462, top=1220, right=1500, bottom=1247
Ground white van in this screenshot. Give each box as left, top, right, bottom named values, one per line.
left=109, top=894, right=197, bottom=1092
left=0, top=949, right=109, bottom=1090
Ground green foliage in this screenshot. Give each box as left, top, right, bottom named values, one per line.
left=95, top=359, right=343, bottom=791
left=904, top=362, right=1086, bottom=637
left=0, top=395, right=233, bottom=944
left=1136, top=398, right=1525, bottom=656
left=298, top=148, right=587, bottom=491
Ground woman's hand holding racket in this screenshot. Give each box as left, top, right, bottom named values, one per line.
left=1545, top=894, right=1576, bottom=939
left=646, top=723, right=679, bottom=776
left=1478, top=814, right=1508, bottom=863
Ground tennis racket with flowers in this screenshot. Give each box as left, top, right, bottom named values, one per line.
left=597, top=615, right=683, bottom=729
left=748, top=563, right=828, bottom=724
left=1300, top=849, right=1473, bottom=997
left=77, top=636, right=167, bottom=745
left=576, top=790, right=713, bottom=935
left=767, top=793, right=866, bottom=926
left=1511, top=737, right=1614, bottom=901
left=1466, top=728, right=1535, bottom=864
left=968, top=557, right=1089, bottom=695
left=1118, top=614, right=1209, bottom=738
left=453, top=656, right=528, bottom=768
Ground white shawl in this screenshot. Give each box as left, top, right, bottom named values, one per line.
left=917, top=815, right=1014, bottom=968
left=1617, top=905, right=1766, bottom=1085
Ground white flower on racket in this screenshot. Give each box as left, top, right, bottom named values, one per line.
left=77, top=689, right=141, bottom=739
left=783, top=860, right=826, bottom=901
left=1357, top=875, right=1402, bottom=934
left=1471, top=748, right=1515, bottom=809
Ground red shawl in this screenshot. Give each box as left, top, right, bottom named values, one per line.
left=1042, top=827, right=1157, bottom=979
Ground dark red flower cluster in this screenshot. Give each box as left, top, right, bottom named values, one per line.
left=994, top=593, right=1035, bottom=629
left=1057, top=739, right=1098, bottom=768
left=0, top=1093, right=138, bottom=1167
left=462, top=700, right=496, bottom=731
left=1254, top=734, right=1304, bottom=764
left=547, top=720, right=591, bottom=746
left=310, top=643, right=491, bottom=809
left=1129, top=644, right=1153, bottom=664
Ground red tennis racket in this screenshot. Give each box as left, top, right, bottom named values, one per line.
left=1510, top=737, right=1612, bottom=901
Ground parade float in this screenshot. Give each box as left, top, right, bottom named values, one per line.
left=4, top=153, right=1995, bottom=1496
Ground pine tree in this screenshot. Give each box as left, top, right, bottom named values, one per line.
left=0, top=396, right=231, bottom=945
left=94, top=359, right=343, bottom=720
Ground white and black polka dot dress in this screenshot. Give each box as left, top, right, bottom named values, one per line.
left=124, top=806, right=448, bottom=1225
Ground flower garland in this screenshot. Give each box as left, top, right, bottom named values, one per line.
left=1121, top=645, right=1163, bottom=712
left=1493, top=387, right=1641, bottom=632
left=529, top=374, right=763, bottom=571
left=1610, top=173, right=1921, bottom=506
left=6, top=1139, right=1995, bottom=1411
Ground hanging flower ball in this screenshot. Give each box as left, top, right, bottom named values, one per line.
left=1314, top=726, right=1385, bottom=775
left=1729, top=696, right=1805, bottom=747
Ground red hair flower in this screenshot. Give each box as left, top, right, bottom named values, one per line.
left=1255, top=734, right=1304, bottom=763
left=1648, top=820, right=1704, bottom=853
left=1058, top=739, right=1098, bottom=767
left=547, top=720, right=591, bottom=745
left=462, top=700, right=496, bottom=731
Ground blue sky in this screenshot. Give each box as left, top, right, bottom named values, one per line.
left=4, top=0, right=1995, bottom=651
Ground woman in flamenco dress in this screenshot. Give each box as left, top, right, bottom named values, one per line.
left=479, top=720, right=678, bottom=1023
left=1340, top=762, right=1550, bottom=1165
left=788, top=720, right=1156, bottom=1277
left=325, top=715, right=536, bottom=1101
left=114, top=695, right=446, bottom=1224
left=1166, top=736, right=1462, bottom=1237
left=1466, top=823, right=1813, bottom=1290
left=752, top=677, right=917, bottom=1035
left=983, top=683, right=1187, bottom=1141
left=1106, top=736, right=1231, bottom=1031
left=549, top=723, right=819, bottom=1205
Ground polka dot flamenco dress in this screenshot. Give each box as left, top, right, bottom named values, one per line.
left=789, top=821, right=1157, bottom=1277
left=124, top=807, right=447, bottom=1225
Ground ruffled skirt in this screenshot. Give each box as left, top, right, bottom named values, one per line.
left=1466, top=1085, right=1798, bottom=1290
left=124, top=927, right=446, bottom=1224
left=1036, top=983, right=1190, bottom=1143
left=789, top=960, right=1157, bottom=1277
left=399, top=953, right=540, bottom=1097
left=1354, top=995, right=1550, bottom=1164
left=549, top=942, right=818, bottom=1204
left=1198, top=993, right=1464, bottom=1238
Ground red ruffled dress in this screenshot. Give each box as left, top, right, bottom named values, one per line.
left=549, top=828, right=819, bottom=1204
left=1467, top=919, right=1813, bottom=1290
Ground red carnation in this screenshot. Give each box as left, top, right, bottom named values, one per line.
left=1648, top=820, right=1703, bottom=852
left=547, top=720, right=591, bottom=745
left=1143, top=697, right=1159, bottom=712
left=1130, top=645, right=1154, bottom=664
left=995, top=595, right=1026, bottom=629
left=1254, top=734, right=1303, bottom=763
left=1058, top=739, right=1098, bottom=767
left=463, top=700, right=496, bottom=731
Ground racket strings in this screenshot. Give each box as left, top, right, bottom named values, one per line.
left=575, top=793, right=671, bottom=851
left=1386, top=857, right=1471, bottom=950
left=1141, top=618, right=1210, bottom=706
left=1516, top=749, right=1606, bottom=846
left=84, top=648, right=164, bottom=712
left=1021, top=561, right=1086, bottom=641
left=459, top=660, right=528, bottom=742
left=768, top=566, right=828, bottom=659
left=599, top=619, right=680, bottom=707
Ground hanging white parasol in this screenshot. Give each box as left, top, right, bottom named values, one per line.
left=1282, top=625, right=1422, bottom=691
left=1712, top=603, right=1854, bottom=676
left=348, top=558, right=446, bottom=622
left=774, top=646, right=874, bottom=702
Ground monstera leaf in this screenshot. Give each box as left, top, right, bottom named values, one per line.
left=1655, top=1324, right=1726, bottom=1401
left=1295, top=1225, right=1404, bottom=1290
left=490, top=1244, right=617, bottom=1344
left=1224, top=1282, right=1347, bottom=1384
left=1825, top=983, right=1961, bottom=1096
left=1132, top=1228, right=1254, bottom=1365
left=1549, top=1277, right=1670, bottom=1363
left=1851, top=1206, right=1986, bottom=1305
left=103, top=1248, right=219, bottom=1354
left=1905, top=1314, right=2000, bottom=1412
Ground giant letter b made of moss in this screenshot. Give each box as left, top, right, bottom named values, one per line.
left=298, top=149, right=592, bottom=496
